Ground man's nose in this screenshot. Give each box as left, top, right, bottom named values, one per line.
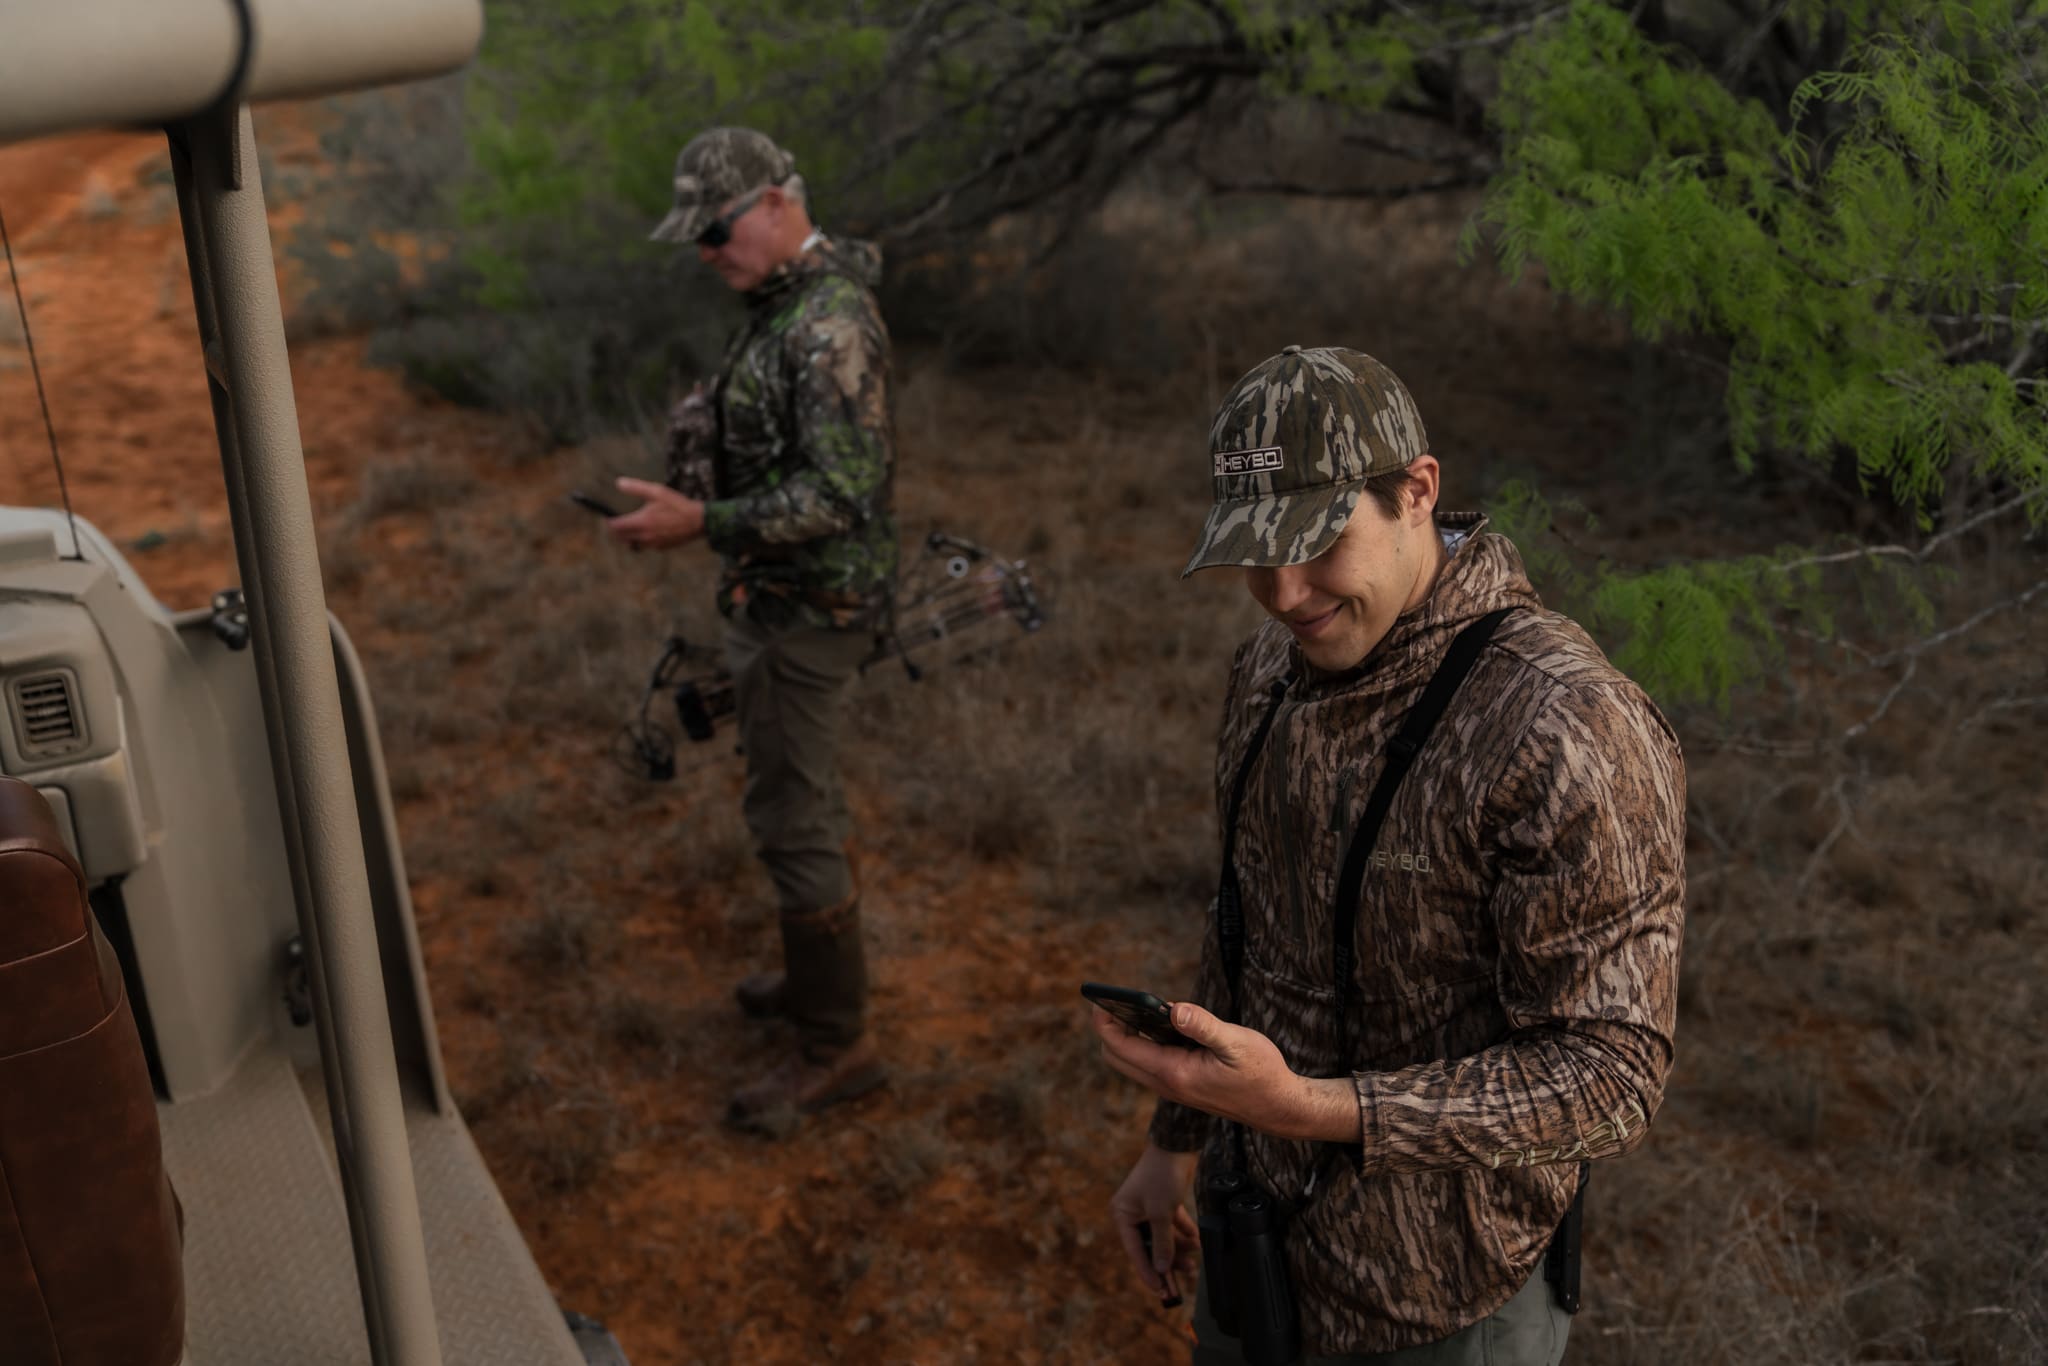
left=1270, top=564, right=1318, bottom=612
left=1245, top=561, right=1310, bottom=614
left=697, top=242, right=720, bottom=264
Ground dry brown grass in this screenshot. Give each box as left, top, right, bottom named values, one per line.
left=1567, top=544, right=2048, bottom=1365
left=315, top=192, right=2045, bottom=1364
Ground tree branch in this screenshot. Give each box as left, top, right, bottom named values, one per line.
left=1201, top=171, right=1490, bottom=198
left=1774, top=486, right=2041, bottom=573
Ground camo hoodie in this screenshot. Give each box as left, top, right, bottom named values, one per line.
left=672, top=234, right=898, bottom=630
left=1149, top=513, right=1687, bottom=1354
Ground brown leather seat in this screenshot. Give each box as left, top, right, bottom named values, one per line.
left=0, top=776, right=185, bottom=1366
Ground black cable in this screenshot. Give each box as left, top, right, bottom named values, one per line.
left=0, top=202, right=84, bottom=561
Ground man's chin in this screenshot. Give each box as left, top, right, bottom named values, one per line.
left=1301, top=637, right=1368, bottom=673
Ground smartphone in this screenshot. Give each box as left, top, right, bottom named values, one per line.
left=1082, top=982, right=1200, bottom=1049
left=567, top=490, right=624, bottom=517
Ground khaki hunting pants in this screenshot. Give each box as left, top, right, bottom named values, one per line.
left=723, top=608, right=873, bottom=1055
left=1191, top=1259, right=1570, bottom=1366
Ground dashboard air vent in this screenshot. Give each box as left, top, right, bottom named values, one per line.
left=10, top=670, right=88, bottom=760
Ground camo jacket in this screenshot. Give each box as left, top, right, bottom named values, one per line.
left=666, top=234, right=897, bottom=630
left=1148, top=513, right=1687, bottom=1355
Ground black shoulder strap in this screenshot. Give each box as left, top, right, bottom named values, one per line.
left=1313, top=606, right=1516, bottom=1182
left=1216, top=676, right=1292, bottom=1018
left=1330, top=607, right=1515, bottom=995
left=1213, top=606, right=1516, bottom=1034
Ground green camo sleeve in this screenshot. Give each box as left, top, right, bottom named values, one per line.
left=704, top=284, right=890, bottom=554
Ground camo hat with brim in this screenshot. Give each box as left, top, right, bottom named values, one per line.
left=1183, top=345, right=1428, bottom=576
left=649, top=126, right=797, bottom=244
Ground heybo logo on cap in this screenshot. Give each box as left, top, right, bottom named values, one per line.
left=1215, top=446, right=1285, bottom=477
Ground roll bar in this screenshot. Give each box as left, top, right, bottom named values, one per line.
left=0, top=0, right=482, bottom=146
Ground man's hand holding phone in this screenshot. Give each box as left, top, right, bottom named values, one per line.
left=1081, top=983, right=1201, bottom=1050
left=1088, top=989, right=1364, bottom=1147
left=599, top=477, right=708, bottom=551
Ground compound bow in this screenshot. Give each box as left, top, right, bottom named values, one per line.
left=616, top=531, right=1048, bottom=780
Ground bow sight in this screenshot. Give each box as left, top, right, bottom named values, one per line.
left=616, top=531, right=1048, bottom=780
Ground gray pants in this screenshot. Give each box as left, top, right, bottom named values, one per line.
left=723, top=608, right=873, bottom=1054
left=1191, top=1260, right=1570, bottom=1366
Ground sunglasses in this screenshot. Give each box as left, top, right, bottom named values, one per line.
left=695, top=187, right=771, bottom=249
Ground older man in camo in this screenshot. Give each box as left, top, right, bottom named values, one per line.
left=1091, top=346, right=1687, bottom=1364
left=608, top=127, right=896, bottom=1130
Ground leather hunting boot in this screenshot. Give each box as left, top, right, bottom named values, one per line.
left=733, top=970, right=787, bottom=1018
left=725, top=890, right=878, bottom=1134
left=724, top=1038, right=887, bottom=1135
left=733, top=843, right=860, bottom=1020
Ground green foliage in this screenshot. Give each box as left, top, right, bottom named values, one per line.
left=465, top=0, right=904, bottom=253
left=1478, top=1, right=2048, bottom=514
left=1462, top=0, right=2048, bottom=704
left=1485, top=480, right=1940, bottom=711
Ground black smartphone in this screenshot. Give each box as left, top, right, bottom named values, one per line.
left=567, top=490, right=624, bottom=517
left=1082, top=982, right=1201, bottom=1049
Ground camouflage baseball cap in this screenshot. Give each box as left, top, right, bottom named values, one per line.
left=649, top=126, right=798, bottom=244
left=1183, top=345, right=1428, bottom=576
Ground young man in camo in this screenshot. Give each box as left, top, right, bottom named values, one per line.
left=1093, top=346, right=1687, bottom=1364
left=609, top=127, right=896, bottom=1130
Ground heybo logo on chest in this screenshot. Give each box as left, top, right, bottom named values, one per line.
left=1214, top=446, right=1285, bottom=477
left=1370, top=848, right=1432, bottom=873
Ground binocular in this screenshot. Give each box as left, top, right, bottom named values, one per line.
left=1199, top=1168, right=1301, bottom=1366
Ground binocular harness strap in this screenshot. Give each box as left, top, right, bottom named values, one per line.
left=1213, top=608, right=1518, bottom=1188
left=1327, top=608, right=1516, bottom=1082
left=1216, top=675, right=1295, bottom=1025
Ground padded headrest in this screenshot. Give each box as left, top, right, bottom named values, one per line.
left=0, top=776, right=89, bottom=966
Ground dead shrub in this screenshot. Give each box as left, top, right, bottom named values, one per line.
left=504, top=1089, right=628, bottom=1195
left=342, top=451, right=480, bottom=525
left=596, top=994, right=695, bottom=1073
left=508, top=896, right=614, bottom=975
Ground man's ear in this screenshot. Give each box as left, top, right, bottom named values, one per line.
left=1406, top=454, right=1442, bottom=525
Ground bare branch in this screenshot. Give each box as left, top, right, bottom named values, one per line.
left=1795, top=773, right=1865, bottom=899
left=1927, top=311, right=2029, bottom=328
left=1864, top=575, right=2048, bottom=671
left=2006, top=323, right=2044, bottom=379
left=1723, top=0, right=1794, bottom=80
left=1340, top=127, right=1497, bottom=170
left=1957, top=691, right=2048, bottom=734
left=1200, top=171, right=1490, bottom=198
left=1774, top=486, right=2042, bottom=573
left=1841, top=652, right=1919, bottom=742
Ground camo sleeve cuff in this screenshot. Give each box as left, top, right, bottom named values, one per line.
left=1351, top=1075, right=1390, bottom=1169
left=702, top=498, right=754, bottom=556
